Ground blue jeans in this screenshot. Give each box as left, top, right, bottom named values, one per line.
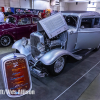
left=0, top=22, right=3, bottom=24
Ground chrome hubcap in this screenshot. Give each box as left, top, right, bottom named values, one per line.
left=1, top=36, right=11, bottom=46
left=54, top=57, right=65, bottom=73
left=4, top=39, right=7, bottom=42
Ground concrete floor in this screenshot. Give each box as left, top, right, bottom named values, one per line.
left=0, top=45, right=15, bottom=55
left=78, top=73, right=100, bottom=100
left=0, top=46, right=100, bottom=100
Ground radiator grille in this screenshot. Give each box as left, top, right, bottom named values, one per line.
left=30, top=34, right=40, bottom=47
left=31, top=47, right=40, bottom=57
left=30, top=33, right=41, bottom=57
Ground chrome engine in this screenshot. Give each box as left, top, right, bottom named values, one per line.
left=30, top=12, right=68, bottom=60
left=30, top=32, right=45, bottom=58
left=30, top=31, right=68, bottom=60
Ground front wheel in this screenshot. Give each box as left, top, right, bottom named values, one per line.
left=47, top=56, right=65, bottom=76
left=0, top=35, right=12, bottom=47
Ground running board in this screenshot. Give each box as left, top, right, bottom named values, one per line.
left=73, top=49, right=93, bottom=57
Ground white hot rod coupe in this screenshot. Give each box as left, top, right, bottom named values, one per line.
left=3, top=12, right=100, bottom=77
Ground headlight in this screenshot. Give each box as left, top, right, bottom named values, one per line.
left=37, top=42, right=45, bottom=53
left=21, top=37, right=28, bottom=46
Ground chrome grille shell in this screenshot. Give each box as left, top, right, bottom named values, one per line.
left=30, top=32, right=44, bottom=58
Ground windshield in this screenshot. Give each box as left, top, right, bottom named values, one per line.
left=18, top=17, right=31, bottom=25
left=32, top=17, right=40, bottom=23
left=65, top=15, right=78, bottom=27
left=6, top=17, right=16, bottom=24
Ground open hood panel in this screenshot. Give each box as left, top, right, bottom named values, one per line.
left=37, top=12, right=68, bottom=39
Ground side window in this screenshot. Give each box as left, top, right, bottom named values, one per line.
left=93, top=18, right=100, bottom=28
left=80, top=18, right=94, bottom=28
left=6, top=17, right=16, bottom=24
left=65, top=16, right=78, bottom=27
left=18, top=17, right=31, bottom=25
left=32, top=17, right=40, bottom=23
left=63, top=15, right=66, bottom=19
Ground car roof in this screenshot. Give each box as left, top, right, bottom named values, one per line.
left=62, top=11, right=100, bottom=18
left=8, top=14, right=39, bottom=19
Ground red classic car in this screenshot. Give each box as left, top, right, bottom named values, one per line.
left=0, top=14, right=40, bottom=46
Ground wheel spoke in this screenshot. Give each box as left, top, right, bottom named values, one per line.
left=54, top=57, right=65, bottom=73
left=1, top=36, right=11, bottom=46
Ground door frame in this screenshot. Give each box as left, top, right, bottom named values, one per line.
left=75, top=16, right=100, bottom=49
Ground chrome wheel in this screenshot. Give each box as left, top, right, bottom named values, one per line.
left=0, top=36, right=11, bottom=46
left=54, top=57, right=65, bottom=73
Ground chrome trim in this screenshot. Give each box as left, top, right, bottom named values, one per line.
left=12, top=39, right=31, bottom=56
left=54, top=57, right=65, bottom=73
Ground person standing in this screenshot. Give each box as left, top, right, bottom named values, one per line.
left=38, top=11, right=42, bottom=19
left=5, top=8, right=13, bottom=16
left=0, top=8, right=4, bottom=24
left=41, top=10, right=46, bottom=19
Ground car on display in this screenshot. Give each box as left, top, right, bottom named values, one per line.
left=10, top=11, right=100, bottom=77
left=0, top=14, right=40, bottom=47
left=1, top=11, right=100, bottom=97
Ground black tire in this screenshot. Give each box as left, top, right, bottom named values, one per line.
left=16, top=49, right=20, bottom=53
left=0, top=35, right=12, bottom=47
left=47, top=56, right=65, bottom=76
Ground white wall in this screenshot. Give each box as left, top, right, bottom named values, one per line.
left=96, top=2, right=100, bottom=13
left=10, top=0, right=31, bottom=8
left=60, top=2, right=68, bottom=11
left=0, top=0, right=100, bottom=12
left=34, top=0, right=50, bottom=10
left=0, top=0, right=32, bottom=10
left=0, top=0, right=10, bottom=11
left=68, top=2, right=87, bottom=11
left=52, top=2, right=88, bottom=11
left=54, top=6, right=60, bottom=11
left=67, top=2, right=100, bottom=12
left=10, top=0, right=20, bottom=8
left=0, top=0, right=10, bottom=7
left=50, top=2, right=68, bottom=11
left=20, top=0, right=31, bottom=9
left=4, top=0, right=10, bottom=7
left=0, top=0, right=5, bottom=7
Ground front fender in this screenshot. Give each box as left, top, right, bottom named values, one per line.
left=39, top=49, right=82, bottom=65
left=12, top=39, right=31, bottom=56
left=0, top=31, right=15, bottom=40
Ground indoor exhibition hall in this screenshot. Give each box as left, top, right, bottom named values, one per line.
left=0, top=0, right=100, bottom=100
